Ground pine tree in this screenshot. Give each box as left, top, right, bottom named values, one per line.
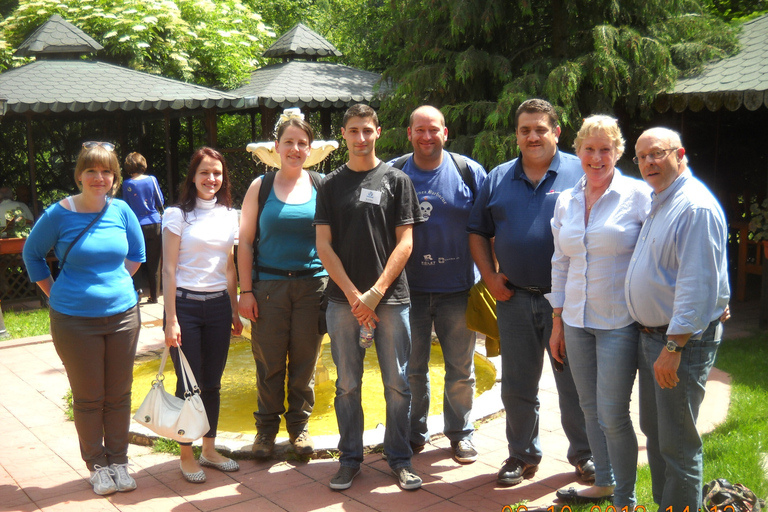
left=375, top=0, right=738, bottom=167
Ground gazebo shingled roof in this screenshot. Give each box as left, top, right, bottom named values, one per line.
left=230, top=60, right=383, bottom=109
left=262, top=22, right=341, bottom=59
left=14, top=13, right=103, bottom=57
left=656, top=13, right=768, bottom=113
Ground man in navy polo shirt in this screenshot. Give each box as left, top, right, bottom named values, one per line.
left=467, top=99, right=593, bottom=486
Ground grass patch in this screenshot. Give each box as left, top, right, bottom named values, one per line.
left=2, top=307, right=50, bottom=339
left=514, top=334, right=768, bottom=512
left=63, top=389, right=73, bottom=421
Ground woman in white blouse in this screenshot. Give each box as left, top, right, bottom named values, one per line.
left=162, top=147, right=243, bottom=483
left=547, top=116, right=651, bottom=508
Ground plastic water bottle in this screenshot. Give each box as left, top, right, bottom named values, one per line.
left=359, top=324, right=374, bottom=348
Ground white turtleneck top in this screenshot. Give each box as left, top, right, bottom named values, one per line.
left=162, top=197, right=238, bottom=292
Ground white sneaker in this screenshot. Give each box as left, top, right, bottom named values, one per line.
left=109, top=463, right=137, bottom=492
left=89, top=465, right=117, bottom=496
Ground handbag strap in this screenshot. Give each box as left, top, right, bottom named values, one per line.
left=58, top=196, right=113, bottom=270
left=156, top=346, right=202, bottom=396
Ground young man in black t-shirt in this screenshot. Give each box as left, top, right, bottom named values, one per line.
left=315, top=104, right=424, bottom=491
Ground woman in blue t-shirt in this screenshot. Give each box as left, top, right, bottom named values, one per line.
left=122, top=152, right=164, bottom=303
left=237, top=114, right=327, bottom=458
left=23, top=142, right=145, bottom=496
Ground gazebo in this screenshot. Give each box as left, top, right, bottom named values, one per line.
left=230, top=23, right=385, bottom=141
left=0, top=14, right=253, bottom=207
left=653, top=13, right=768, bottom=324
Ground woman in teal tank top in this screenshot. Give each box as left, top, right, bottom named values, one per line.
left=237, top=115, right=328, bottom=458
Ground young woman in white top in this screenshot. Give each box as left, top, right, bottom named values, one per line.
left=162, top=147, right=242, bottom=483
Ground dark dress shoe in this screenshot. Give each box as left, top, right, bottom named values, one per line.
left=576, top=456, right=596, bottom=483
left=556, top=486, right=614, bottom=504
left=410, top=441, right=425, bottom=454
left=497, top=457, right=538, bottom=486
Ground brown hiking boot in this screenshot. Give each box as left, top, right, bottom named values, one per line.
left=252, top=432, right=276, bottom=458
left=290, top=430, right=314, bottom=455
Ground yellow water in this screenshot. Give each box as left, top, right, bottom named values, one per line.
left=132, top=335, right=496, bottom=437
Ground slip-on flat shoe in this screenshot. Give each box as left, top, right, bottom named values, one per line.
left=180, top=463, right=206, bottom=483
left=198, top=455, right=239, bottom=472
left=556, top=487, right=614, bottom=504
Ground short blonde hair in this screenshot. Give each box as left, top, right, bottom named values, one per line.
left=573, top=115, right=625, bottom=158
left=74, top=144, right=121, bottom=196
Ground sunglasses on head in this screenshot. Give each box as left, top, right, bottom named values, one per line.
left=82, top=141, right=116, bottom=152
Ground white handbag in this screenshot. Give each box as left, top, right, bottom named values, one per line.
left=133, top=346, right=210, bottom=443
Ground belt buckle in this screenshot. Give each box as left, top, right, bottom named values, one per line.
left=287, top=270, right=297, bottom=278
left=524, top=286, right=541, bottom=295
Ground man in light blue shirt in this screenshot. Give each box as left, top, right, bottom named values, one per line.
left=625, top=128, right=729, bottom=511
left=467, top=99, right=592, bottom=486
left=389, top=105, right=487, bottom=464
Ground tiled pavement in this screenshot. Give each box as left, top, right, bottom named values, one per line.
left=0, top=297, right=746, bottom=512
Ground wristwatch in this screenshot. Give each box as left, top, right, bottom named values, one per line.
left=665, top=339, right=683, bottom=353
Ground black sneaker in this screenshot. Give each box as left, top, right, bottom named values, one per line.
left=451, top=439, right=478, bottom=464
left=330, top=465, right=361, bottom=490
left=497, top=457, right=538, bottom=486
left=392, top=465, right=422, bottom=490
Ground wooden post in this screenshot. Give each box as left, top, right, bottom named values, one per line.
left=164, top=111, right=174, bottom=203
left=25, top=114, right=38, bottom=218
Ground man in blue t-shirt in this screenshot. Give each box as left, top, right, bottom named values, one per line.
left=388, top=105, right=487, bottom=464
left=467, top=99, right=593, bottom=486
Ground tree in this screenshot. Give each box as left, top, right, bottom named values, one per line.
left=373, top=0, right=739, bottom=167
left=0, top=0, right=273, bottom=88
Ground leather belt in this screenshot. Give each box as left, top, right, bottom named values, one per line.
left=508, top=283, right=551, bottom=295
left=636, top=324, right=669, bottom=335
left=257, top=266, right=322, bottom=278
left=176, top=289, right=226, bottom=301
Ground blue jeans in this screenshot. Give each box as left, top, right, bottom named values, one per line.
left=638, top=321, right=722, bottom=511
left=564, top=323, right=639, bottom=508
left=170, top=290, right=232, bottom=442
left=408, top=290, right=476, bottom=445
left=497, top=292, right=590, bottom=465
left=327, top=301, right=413, bottom=470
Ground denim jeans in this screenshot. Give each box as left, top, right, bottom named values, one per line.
left=497, top=291, right=590, bottom=465
left=250, top=277, right=326, bottom=436
left=564, top=323, right=639, bottom=508
left=326, top=300, right=413, bottom=470
left=170, top=290, right=233, bottom=443
left=638, top=321, right=722, bottom=511
left=409, top=290, right=475, bottom=445
left=50, top=304, right=141, bottom=470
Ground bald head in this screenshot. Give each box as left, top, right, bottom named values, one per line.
left=408, top=105, right=448, bottom=169
left=635, top=127, right=687, bottom=194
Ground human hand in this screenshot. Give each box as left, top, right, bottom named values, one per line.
left=351, top=298, right=380, bottom=329
left=238, top=292, right=259, bottom=321
left=720, top=305, right=730, bottom=323
left=653, top=348, right=681, bottom=389
left=486, top=272, right=513, bottom=302
left=165, top=319, right=182, bottom=347
left=549, top=319, right=566, bottom=364
left=232, top=312, right=243, bottom=336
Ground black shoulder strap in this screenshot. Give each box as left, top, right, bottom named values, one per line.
left=391, top=153, right=412, bottom=170
left=447, top=151, right=475, bottom=198
left=306, top=170, right=324, bottom=191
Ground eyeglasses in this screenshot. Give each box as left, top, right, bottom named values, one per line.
left=82, top=141, right=115, bottom=152
left=633, top=147, right=679, bottom=165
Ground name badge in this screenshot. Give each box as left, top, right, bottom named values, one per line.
left=359, top=188, right=382, bottom=205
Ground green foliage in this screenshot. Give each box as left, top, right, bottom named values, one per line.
left=749, top=199, right=768, bottom=241
left=63, top=389, right=73, bottom=421
left=706, top=0, right=768, bottom=20
left=0, top=0, right=273, bottom=88
left=2, top=307, right=50, bottom=339
left=375, top=0, right=740, bottom=168
left=2, top=207, right=30, bottom=238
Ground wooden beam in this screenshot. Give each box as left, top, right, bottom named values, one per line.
left=25, top=114, right=38, bottom=218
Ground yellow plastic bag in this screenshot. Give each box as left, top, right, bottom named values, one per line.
left=466, top=280, right=500, bottom=357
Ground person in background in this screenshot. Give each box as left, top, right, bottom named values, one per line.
left=388, top=105, right=487, bottom=464
left=547, top=115, right=651, bottom=508
left=122, top=152, right=164, bottom=303
left=23, top=141, right=144, bottom=496
left=162, top=147, right=242, bottom=483
left=238, top=112, right=328, bottom=458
